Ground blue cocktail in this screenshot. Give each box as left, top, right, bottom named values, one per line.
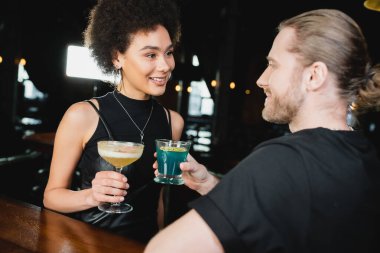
left=154, top=139, right=191, bottom=185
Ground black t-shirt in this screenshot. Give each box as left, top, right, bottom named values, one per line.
left=190, top=128, right=380, bottom=253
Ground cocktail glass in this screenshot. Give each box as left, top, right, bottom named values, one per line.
left=154, top=139, right=192, bottom=185
left=97, top=140, right=144, bottom=213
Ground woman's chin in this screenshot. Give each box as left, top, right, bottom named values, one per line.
left=150, top=86, right=167, bottom=96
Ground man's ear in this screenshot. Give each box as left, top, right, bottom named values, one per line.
left=305, top=61, right=328, bottom=91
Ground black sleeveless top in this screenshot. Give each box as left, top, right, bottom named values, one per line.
left=75, top=91, right=171, bottom=243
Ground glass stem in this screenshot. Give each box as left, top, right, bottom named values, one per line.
left=111, top=166, right=123, bottom=206
left=115, top=167, right=123, bottom=173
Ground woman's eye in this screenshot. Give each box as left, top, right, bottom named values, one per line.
left=147, top=54, right=156, bottom=59
left=166, top=50, right=174, bottom=56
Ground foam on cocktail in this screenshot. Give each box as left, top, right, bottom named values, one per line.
left=99, top=149, right=143, bottom=168
left=98, top=149, right=142, bottom=158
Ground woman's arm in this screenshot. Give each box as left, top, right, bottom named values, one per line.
left=43, top=101, right=128, bottom=213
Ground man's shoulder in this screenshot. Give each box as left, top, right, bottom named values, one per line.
left=254, top=127, right=340, bottom=152
left=252, top=133, right=305, bottom=156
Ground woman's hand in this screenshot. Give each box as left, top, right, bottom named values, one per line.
left=90, top=171, right=129, bottom=205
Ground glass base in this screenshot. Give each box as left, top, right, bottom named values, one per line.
left=154, top=175, right=184, bottom=185
left=98, top=202, right=133, bottom=213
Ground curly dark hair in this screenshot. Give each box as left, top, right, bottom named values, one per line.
left=83, top=0, right=181, bottom=75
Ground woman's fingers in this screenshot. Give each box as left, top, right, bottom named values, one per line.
left=153, top=160, right=158, bottom=169
left=91, top=171, right=129, bottom=202
left=92, top=184, right=127, bottom=202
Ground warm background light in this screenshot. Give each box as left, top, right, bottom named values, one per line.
left=364, top=0, right=380, bottom=11
left=19, top=58, right=27, bottom=66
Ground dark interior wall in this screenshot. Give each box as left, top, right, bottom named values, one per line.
left=0, top=0, right=379, bottom=143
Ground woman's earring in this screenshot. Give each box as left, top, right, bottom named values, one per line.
left=113, top=67, right=122, bottom=86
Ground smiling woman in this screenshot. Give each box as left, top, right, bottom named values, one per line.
left=42, top=0, right=184, bottom=243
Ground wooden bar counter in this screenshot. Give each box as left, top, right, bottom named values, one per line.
left=0, top=195, right=145, bottom=253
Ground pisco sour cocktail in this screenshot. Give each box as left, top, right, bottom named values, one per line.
left=97, top=141, right=144, bottom=213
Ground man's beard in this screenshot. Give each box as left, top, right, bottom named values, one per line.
left=262, top=79, right=304, bottom=124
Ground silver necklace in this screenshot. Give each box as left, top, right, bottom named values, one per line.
left=113, top=90, right=153, bottom=144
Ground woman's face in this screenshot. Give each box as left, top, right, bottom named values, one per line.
left=115, top=25, right=175, bottom=100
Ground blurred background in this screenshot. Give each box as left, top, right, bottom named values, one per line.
left=0, top=0, right=379, bottom=216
